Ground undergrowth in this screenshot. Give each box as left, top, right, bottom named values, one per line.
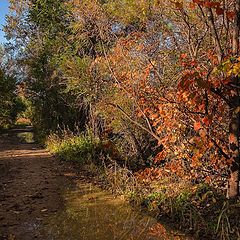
left=47, top=131, right=138, bottom=194
left=46, top=132, right=240, bottom=240
left=47, top=131, right=100, bottom=163
left=130, top=181, right=240, bottom=240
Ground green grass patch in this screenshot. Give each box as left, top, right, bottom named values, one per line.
left=47, top=132, right=100, bottom=163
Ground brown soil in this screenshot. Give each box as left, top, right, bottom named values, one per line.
left=0, top=127, right=77, bottom=240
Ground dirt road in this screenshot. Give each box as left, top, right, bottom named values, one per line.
left=0, top=127, right=76, bottom=240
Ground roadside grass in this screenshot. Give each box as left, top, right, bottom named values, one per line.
left=129, top=180, right=240, bottom=240
left=47, top=131, right=100, bottom=163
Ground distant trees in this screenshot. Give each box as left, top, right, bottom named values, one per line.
left=0, top=48, right=25, bottom=128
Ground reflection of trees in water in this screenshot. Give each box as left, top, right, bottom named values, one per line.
left=45, top=183, right=180, bottom=240
left=17, top=132, right=35, bottom=143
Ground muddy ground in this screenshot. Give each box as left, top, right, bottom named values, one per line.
left=0, top=127, right=78, bottom=240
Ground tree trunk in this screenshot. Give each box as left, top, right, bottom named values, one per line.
left=232, top=0, right=240, bottom=55
left=227, top=0, right=240, bottom=199
left=227, top=96, right=240, bottom=198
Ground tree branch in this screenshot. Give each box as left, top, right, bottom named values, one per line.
left=108, top=102, right=162, bottom=143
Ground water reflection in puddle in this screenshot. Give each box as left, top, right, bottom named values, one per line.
left=17, top=132, right=35, bottom=143
left=45, top=182, right=189, bottom=240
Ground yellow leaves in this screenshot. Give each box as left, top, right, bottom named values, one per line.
left=231, top=62, right=240, bottom=76
left=136, top=44, right=144, bottom=51
left=105, top=0, right=151, bottom=25
left=170, top=135, right=177, bottom=143
left=217, top=57, right=240, bottom=77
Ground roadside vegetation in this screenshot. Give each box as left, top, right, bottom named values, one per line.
left=0, top=47, right=26, bottom=130
left=2, top=0, right=240, bottom=239
left=46, top=132, right=240, bottom=239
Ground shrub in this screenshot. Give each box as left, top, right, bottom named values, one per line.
left=47, top=132, right=100, bottom=163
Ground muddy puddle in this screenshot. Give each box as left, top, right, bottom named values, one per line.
left=17, top=131, right=35, bottom=143
left=44, top=181, right=190, bottom=240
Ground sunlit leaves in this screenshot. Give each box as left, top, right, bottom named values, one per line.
left=194, top=121, right=202, bottom=131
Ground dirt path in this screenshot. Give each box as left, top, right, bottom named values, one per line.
left=0, top=127, right=76, bottom=240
